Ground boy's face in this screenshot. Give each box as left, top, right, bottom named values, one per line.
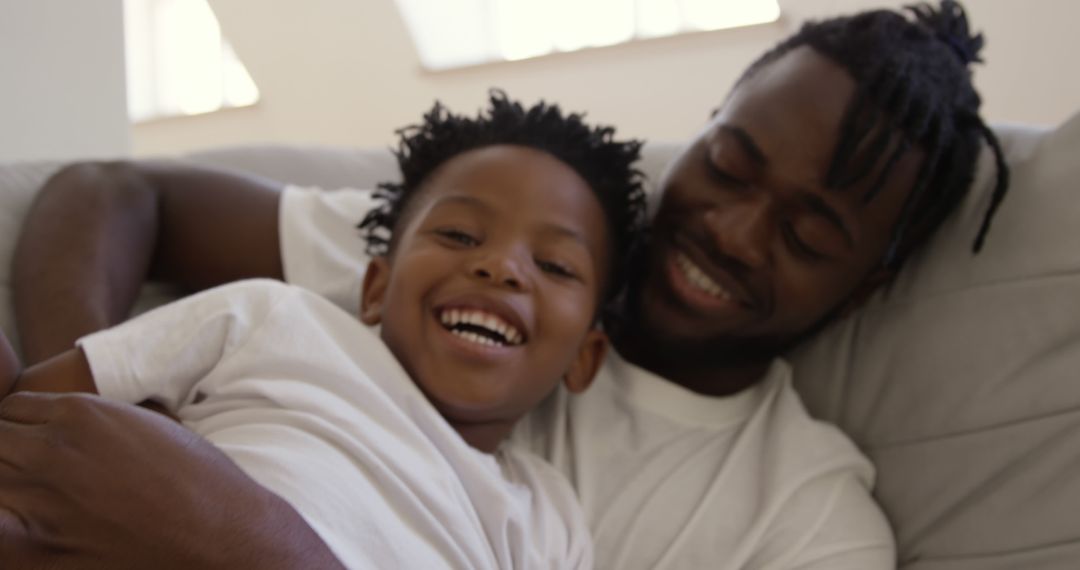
left=361, top=145, right=610, bottom=429
left=637, top=46, right=924, bottom=364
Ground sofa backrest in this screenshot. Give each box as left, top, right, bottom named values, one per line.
left=790, top=115, right=1080, bottom=568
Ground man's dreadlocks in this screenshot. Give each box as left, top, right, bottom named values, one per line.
left=358, top=89, right=647, bottom=304
left=739, top=0, right=1008, bottom=268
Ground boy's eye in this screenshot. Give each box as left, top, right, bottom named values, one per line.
left=536, top=258, right=577, bottom=280
left=435, top=228, right=479, bottom=247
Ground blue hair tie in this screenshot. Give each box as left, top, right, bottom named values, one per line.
left=940, top=32, right=981, bottom=65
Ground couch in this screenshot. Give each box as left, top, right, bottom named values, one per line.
left=1, top=111, right=1078, bottom=568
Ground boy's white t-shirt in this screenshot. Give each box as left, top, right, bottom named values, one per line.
left=78, top=280, right=592, bottom=570
left=280, top=185, right=896, bottom=569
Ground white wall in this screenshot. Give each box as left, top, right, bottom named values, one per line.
left=0, top=0, right=130, bottom=162
left=131, top=0, right=1080, bottom=156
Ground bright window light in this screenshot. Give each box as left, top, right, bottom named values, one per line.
left=124, top=0, right=259, bottom=122
left=395, top=0, right=780, bottom=70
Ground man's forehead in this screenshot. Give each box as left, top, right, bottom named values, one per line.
left=712, top=48, right=857, bottom=168
left=727, top=47, right=854, bottom=116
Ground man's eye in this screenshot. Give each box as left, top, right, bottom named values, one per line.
left=707, top=163, right=747, bottom=189
left=782, top=224, right=826, bottom=261
left=435, top=228, right=479, bottom=247
left=536, top=259, right=577, bottom=279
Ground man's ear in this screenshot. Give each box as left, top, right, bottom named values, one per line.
left=837, top=266, right=896, bottom=317
left=563, top=328, right=608, bottom=394
left=360, top=256, right=391, bottom=325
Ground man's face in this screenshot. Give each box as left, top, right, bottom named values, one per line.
left=362, top=145, right=610, bottom=429
left=638, top=46, right=924, bottom=362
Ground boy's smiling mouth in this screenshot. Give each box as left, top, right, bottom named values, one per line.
left=436, top=306, right=526, bottom=348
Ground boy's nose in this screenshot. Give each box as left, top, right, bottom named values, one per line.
left=469, top=251, right=529, bottom=291
left=472, top=266, right=523, bottom=289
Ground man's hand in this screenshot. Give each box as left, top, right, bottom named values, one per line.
left=0, top=392, right=343, bottom=570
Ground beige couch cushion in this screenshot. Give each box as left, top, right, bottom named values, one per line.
left=790, top=114, right=1080, bottom=568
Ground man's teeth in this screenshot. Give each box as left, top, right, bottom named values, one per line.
left=439, top=308, right=524, bottom=346
left=675, top=253, right=732, bottom=300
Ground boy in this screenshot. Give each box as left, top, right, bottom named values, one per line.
left=0, top=91, right=646, bottom=569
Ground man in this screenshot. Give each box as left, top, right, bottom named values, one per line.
left=0, top=2, right=1006, bottom=568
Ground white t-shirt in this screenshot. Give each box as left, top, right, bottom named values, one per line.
left=79, top=280, right=592, bottom=570
left=281, top=186, right=896, bottom=569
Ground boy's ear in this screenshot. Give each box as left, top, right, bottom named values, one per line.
left=359, top=256, right=391, bottom=326
left=563, top=328, right=608, bottom=394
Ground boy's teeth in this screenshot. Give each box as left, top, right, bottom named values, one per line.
left=452, top=329, right=498, bottom=347
left=439, top=307, right=524, bottom=346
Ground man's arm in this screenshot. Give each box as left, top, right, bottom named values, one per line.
left=0, top=317, right=96, bottom=397
left=6, top=163, right=348, bottom=569
left=0, top=327, right=20, bottom=395
left=0, top=392, right=345, bottom=570
left=12, top=160, right=284, bottom=364
left=0, top=285, right=341, bottom=568
left=9, top=348, right=98, bottom=396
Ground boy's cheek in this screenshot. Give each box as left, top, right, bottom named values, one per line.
left=540, top=294, right=600, bottom=343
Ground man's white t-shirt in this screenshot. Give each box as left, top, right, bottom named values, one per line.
left=280, top=186, right=896, bottom=569
left=78, top=280, right=592, bottom=570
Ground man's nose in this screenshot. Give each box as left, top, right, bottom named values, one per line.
left=468, top=247, right=530, bottom=291
left=704, top=197, right=774, bottom=270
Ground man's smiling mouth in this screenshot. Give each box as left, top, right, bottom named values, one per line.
left=674, top=251, right=733, bottom=301
left=438, top=308, right=525, bottom=347
left=662, top=239, right=765, bottom=314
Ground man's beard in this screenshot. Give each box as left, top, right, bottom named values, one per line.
left=606, top=273, right=778, bottom=370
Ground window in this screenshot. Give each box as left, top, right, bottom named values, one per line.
left=394, top=0, right=781, bottom=71
left=124, top=0, right=260, bottom=122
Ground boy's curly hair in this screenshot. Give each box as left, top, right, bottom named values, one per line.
left=359, top=89, right=647, bottom=305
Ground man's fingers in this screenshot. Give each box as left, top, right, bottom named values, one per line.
left=0, top=504, right=35, bottom=563
left=0, top=505, right=57, bottom=570
left=0, top=414, right=53, bottom=475
left=0, top=505, right=30, bottom=539
left=0, top=391, right=117, bottom=426
left=0, top=392, right=61, bottom=425
left=0, top=394, right=100, bottom=479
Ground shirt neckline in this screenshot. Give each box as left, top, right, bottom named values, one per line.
left=606, top=349, right=789, bottom=429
